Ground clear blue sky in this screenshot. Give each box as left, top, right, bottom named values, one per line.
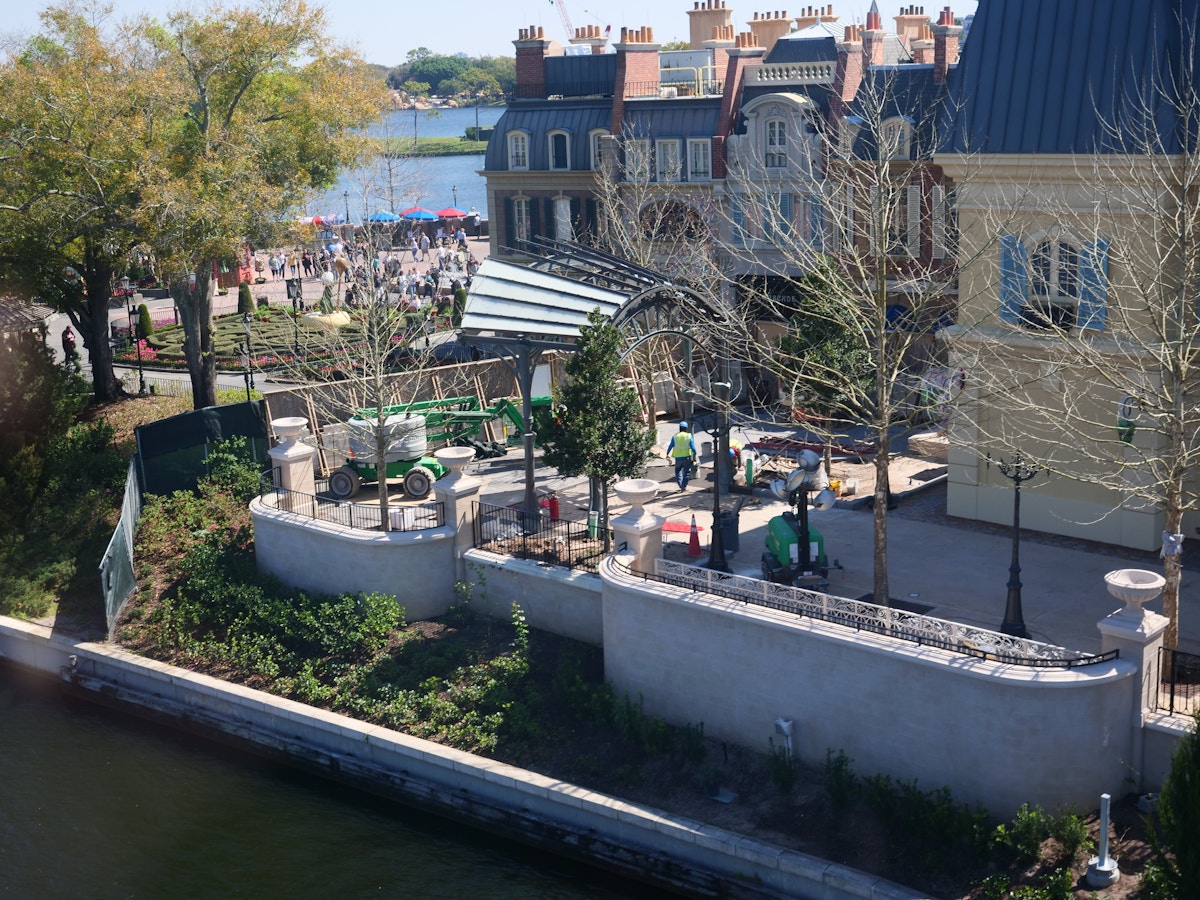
left=3, top=1, right=977, bottom=68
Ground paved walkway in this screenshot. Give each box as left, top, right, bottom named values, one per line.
left=471, top=419, right=1199, bottom=659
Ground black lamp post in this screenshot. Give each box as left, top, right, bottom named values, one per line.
left=238, top=345, right=251, bottom=403
left=123, top=277, right=146, bottom=395
left=705, top=381, right=732, bottom=573
left=452, top=185, right=458, bottom=208
left=286, top=277, right=302, bottom=358
left=242, top=312, right=256, bottom=391
left=343, top=190, right=351, bottom=232
left=988, top=451, right=1040, bottom=638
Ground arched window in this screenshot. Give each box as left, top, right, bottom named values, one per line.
left=588, top=129, right=608, bottom=171
left=548, top=130, right=570, bottom=171
left=881, top=118, right=911, bottom=160
left=765, top=118, right=787, bottom=167
left=507, top=131, right=529, bottom=171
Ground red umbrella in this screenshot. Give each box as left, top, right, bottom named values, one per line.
left=435, top=207, right=469, bottom=219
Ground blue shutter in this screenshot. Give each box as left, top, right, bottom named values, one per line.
left=999, top=234, right=1027, bottom=324
left=809, top=195, right=824, bottom=251
left=732, top=197, right=745, bottom=246
left=778, top=193, right=792, bottom=238
left=1077, top=238, right=1109, bottom=331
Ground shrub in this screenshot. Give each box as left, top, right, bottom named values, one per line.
left=1148, top=708, right=1200, bottom=896
left=995, top=802, right=1050, bottom=866
left=823, top=748, right=857, bottom=812
left=238, top=281, right=254, bottom=316
left=1048, top=805, right=1093, bottom=863
left=137, top=303, right=153, bottom=340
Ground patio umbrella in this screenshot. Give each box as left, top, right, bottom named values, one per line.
left=435, top=207, right=468, bottom=219
left=367, top=210, right=400, bottom=222
left=399, top=207, right=438, bottom=221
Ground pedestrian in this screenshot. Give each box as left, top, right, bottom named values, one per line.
left=301, top=250, right=313, bottom=277
left=669, top=421, right=698, bottom=490
left=419, top=232, right=430, bottom=261
left=268, top=253, right=279, bottom=279
left=455, top=226, right=467, bottom=248
left=287, top=250, right=298, bottom=277
left=471, top=208, right=481, bottom=238
left=410, top=236, right=420, bottom=263
left=61, top=326, right=77, bottom=365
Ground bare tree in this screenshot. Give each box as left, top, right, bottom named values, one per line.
left=945, top=26, right=1200, bottom=647
left=719, top=68, right=982, bottom=605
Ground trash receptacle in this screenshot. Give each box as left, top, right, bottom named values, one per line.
left=719, top=510, right=740, bottom=553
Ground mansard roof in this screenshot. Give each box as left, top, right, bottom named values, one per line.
left=484, top=101, right=612, bottom=171
left=942, top=0, right=1199, bottom=154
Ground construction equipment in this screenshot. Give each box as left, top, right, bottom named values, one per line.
left=761, top=450, right=836, bottom=588
left=359, top=395, right=554, bottom=449
left=324, top=414, right=449, bottom=501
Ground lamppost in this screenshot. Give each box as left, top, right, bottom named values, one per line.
left=452, top=185, right=458, bottom=208
left=238, top=344, right=251, bottom=403
left=242, top=312, right=256, bottom=392
left=343, top=190, right=351, bottom=233
left=705, top=381, right=732, bottom=573
left=123, top=276, right=146, bottom=394
left=988, top=451, right=1041, bottom=638
left=286, top=277, right=302, bottom=358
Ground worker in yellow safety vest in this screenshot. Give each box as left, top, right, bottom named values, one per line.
left=669, top=421, right=698, bottom=490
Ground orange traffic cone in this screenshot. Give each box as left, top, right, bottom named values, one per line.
left=687, top=514, right=703, bottom=557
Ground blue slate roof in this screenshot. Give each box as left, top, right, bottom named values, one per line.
left=620, top=100, right=722, bottom=141
left=545, top=54, right=617, bottom=98
left=942, top=0, right=1199, bottom=154
left=847, top=64, right=947, bottom=157
left=484, top=102, right=612, bottom=171
left=764, top=32, right=839, bottom=65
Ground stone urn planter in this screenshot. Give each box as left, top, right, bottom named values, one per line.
left=271, top=417, right=309, bottom=448
left=434, top=445, right=476, bottom=484
left=1104, top=568, right=1166, bottom=614
left=613, top=478, right=659, bottom=516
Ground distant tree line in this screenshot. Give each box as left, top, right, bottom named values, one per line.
left=386, top=48, right=514, bottom=103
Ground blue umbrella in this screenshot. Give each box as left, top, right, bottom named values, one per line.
left=367, top=210, right=400, bottom=222
left=400, top=206, right=438, bottom=221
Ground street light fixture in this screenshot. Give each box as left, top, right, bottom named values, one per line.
left=238, top=344, right=251, bottom=403
left=123, top=276, right=146, bottom=395
left=452, top=185, right=458, bottom=208
left=242, top=312, right=256, bottom=392
left=987, top=451, right=1041, bottom=638
left=705, top=381, right=732, bottom=573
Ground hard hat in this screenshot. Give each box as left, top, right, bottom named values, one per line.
left=679, top=421, right=689, bottom=430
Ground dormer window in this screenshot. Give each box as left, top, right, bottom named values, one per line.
left=548, top=130, right=570, bottom=171
left=881, top=118, right=911, bottom=160
left=765, top=118, right=787, bottom=168
left=507, top=131, right=529, bottom=171
left=656, top=139, right=681, bottom=182
left=589, top=129, right=608, bottom=171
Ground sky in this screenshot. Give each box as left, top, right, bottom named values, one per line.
left=4, top=0, right=978, bottom=68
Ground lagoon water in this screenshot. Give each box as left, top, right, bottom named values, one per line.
left=309, top=107, right=504, bottom=224
left=0, top=664, right=652, bottom=899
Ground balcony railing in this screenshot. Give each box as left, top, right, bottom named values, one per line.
left=618, top=557, right=1119, bottom=669
left=258, top=471, right=444, bottom=532
left=1157, top=647, right=1200, bottom=716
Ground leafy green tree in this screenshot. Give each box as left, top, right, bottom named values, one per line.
left=1148, top=711, right=1200, bottom=896
left=475, top=56, right=516, bottom=96
left=407, top=55, right=468, bottom=94
left=136, top=0, right=385, bottom=408
left=0, top=4, right=149, bottom=403
left=539, top=308, right=655, bottom=547
left=442, top=68, right=503, bottom=104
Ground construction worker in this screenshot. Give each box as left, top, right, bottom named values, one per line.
left=670, top=421, right=698, bottom=490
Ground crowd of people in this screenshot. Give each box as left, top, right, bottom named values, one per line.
left=253, top=224, right=480, bottom=314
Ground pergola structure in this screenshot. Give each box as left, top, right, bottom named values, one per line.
left=459, top=239, right=735, bottom=564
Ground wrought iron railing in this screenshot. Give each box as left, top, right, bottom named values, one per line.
left=472, top=500, right=610, bottom=574
left=611, top=557, right=1118, bottom=669
left=258, top=471, right=444, bottom=532
left=1157, top=647, right=1200, bottom=716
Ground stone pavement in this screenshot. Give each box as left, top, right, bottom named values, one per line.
left=471, top=419, right=1200, bottom=659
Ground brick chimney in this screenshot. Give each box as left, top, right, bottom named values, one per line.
left=930, top=6, right=961, bottom=83
left=569, top=23, right=610, bottom=54
left=514, top=26, right=555, bottom=99
left=747, top=10, right=793, bottom=55
left=687, top=0, right=733, bottom=50
left=831, top=23, right=863, bottom=121
left=910, top=23, right=934, bottom=64
left=793, top=5, right=838, bottom=32
left=893, top=4, right=927, bottom=51
left=861, top=1, right=885, bottom=68
left=703, top=23, right=736, bottom=82
left=713, top=32, right=765, bottom=177
left=610, top=27, right=662, bottom=136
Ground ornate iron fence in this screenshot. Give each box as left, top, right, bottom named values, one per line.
left=259, top=471, right=443, bottom=532
left=472, top=500, right=610, bottom=574
left=1158, top=647, right=1200, bottom=716
left=615, top=557, right=1118, bottom=669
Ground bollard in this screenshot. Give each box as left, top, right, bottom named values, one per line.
left=1086, top=792, right=1120, bottom=887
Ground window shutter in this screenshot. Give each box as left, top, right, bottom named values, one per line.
left=778, top=193, right=792, bottom=238
left=504, top=198, right=515, bottom=247
left=731, top=196, right=745, bottom=246
left=999, top=234, right=1028, bottom=324
left=907, top=184, right=921, bottom=257
left=931, top=185, right=946, bottom=260
left=528, top=199, right=541, bottom=241
left=1077, top=238, right=1109, bottom=331
left=844, top=184, right=855, bottom=247
left=809, top=194, right=824, bottom=251
left=868, top=185, right=879, bottom=255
